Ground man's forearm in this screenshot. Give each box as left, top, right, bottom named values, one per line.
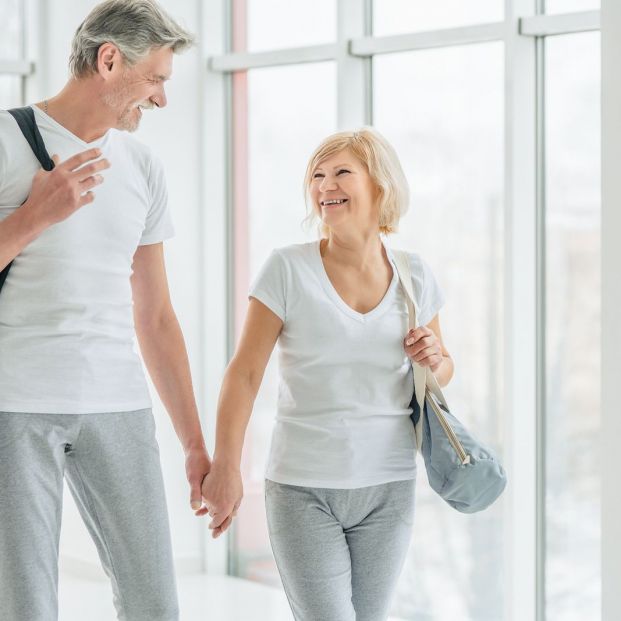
left=135, top=313, right=206, bottom=453
left=0, top=205, right=47, bottom=271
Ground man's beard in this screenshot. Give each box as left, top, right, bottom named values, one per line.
left=101, top=73, right=142, bottom=132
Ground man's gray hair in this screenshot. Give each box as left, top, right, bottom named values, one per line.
left=69, top=0, right=195, bottom=78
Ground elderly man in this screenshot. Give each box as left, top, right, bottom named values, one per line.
left=0, top=2, right=209, bottom=619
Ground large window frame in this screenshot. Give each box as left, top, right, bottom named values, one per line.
left=202, top=3, right=601, bottom=619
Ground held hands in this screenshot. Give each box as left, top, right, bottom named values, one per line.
left=404, top=326, right=443, bottom=373
left=186, top=445, right=212, bottom=513
left=198, top=462, right=243, bottom=539
left=23, top=148, right=110, bottom=228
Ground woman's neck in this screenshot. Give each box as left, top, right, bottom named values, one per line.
left=321, top=231, right=385, bottom=271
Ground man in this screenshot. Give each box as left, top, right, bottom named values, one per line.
left=0, top=2, right=210, bottom=619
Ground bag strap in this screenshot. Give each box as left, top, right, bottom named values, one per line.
left=0, top=107, right=55, bottom=295
left=393, top=249, right=453, bottom=446
left=7, top=106, right=55, bottom=171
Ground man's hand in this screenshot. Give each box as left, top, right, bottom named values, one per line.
left=23, top=148, right=110, bottom=228
left=200, top=462, right=243, bottom=538
left=185, top=446, right=212, bottom=513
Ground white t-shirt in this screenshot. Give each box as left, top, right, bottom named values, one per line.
left=249, top=240, right=445, bottom=489
left=0, top=105, right=174, bottom=414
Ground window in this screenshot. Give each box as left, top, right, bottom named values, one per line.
left=374, top=42, right=505, bottom=620
left=244, top=0, right=336, bottom=52
left=544, top=31, right=600, bottom=621
left=232, top=61, right=337, bottom=583
left=209, top=3, right=602, bottom=619
left=373, top=0, right=503, bottom=35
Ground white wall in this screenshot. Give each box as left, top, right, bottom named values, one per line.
left=601, top=1, right=621, bottom=619
left=35, top=0, right=212, bottom=574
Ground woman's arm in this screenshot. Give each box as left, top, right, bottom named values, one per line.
left=199, top=298, right=283, bottom=537
left=404, top=313, right=454, bottom=388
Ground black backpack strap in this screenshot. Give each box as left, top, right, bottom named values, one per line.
left=0, top=106, right=55, bottom=295
left=7, top=106, right=55, bottom=171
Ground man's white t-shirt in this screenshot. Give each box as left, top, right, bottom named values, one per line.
left=249, top=240, right=445, bottom=489
left=0, top=106, right=174, bottom=414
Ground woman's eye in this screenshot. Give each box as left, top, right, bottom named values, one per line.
left=313, top=173, right=324, bottom=179
left=337, top=169, right=350, bottom=175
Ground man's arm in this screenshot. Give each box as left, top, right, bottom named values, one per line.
left=130, top=241, right=211, bottom=511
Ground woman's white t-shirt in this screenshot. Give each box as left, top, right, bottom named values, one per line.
left=249, top=240, right=445, bottom=489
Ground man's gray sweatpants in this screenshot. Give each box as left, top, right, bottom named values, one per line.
left=0, top=409, right=179, bottom=621
left=265, top=477, right=416, bottom=621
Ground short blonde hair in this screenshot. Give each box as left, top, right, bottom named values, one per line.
left=303, top=127, right=410, bottom=236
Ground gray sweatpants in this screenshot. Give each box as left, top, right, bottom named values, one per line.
left=0, top=409, right=178, bottom=621
left=265, top=478, right=416, bottom=621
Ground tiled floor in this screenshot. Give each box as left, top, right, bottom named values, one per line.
left=58, top=571, right=294, bottom=621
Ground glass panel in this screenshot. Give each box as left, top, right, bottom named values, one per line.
left=0, top=0, right=22, bottom=58
left=545, top=31, right=600, bottom=621
left=545, top=0, right=600, bottom=14
left=233, top=61, right=337, bottom=584
left=374, top=42, right=505, bottom=621
left=0, top=76, right=21, bottom=108
left=239, top=0, right=336, bottom=53
left=373, top=0, right=503, bottom=36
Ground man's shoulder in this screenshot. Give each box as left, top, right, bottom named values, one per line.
left=111, top=129, right=155, bottom=161
left=0, top=109, right=28, bottom=144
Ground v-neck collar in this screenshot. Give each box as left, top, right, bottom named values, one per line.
left=31, top=105, right=111, bottom=148
left=312, top=239, right=399, bottom=323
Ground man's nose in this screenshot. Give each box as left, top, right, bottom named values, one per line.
left=151, top=89, right=167, bottom=109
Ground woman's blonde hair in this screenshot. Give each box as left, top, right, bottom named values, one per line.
left=303, top=127, right=410, bottom=236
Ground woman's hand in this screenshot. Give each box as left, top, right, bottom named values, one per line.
left=404, top=326, right=444, bottom=373
left=199, top=461, right=243, bottom=538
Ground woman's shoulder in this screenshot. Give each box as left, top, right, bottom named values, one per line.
left=386, top=245, right=431, bottom=278
left=269, top=241, right=318, bottom=264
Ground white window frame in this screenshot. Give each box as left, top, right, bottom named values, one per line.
left=202, top=3, right=603, bottom=620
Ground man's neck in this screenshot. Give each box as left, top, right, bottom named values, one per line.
left=37, top=79, right=115, bottom=143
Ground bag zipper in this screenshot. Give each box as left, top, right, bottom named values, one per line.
left=425, top=387, right=471, bottom=465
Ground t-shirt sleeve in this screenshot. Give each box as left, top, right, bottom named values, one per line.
left=410, top=253, right=445, bottom=326
left=139, top=154, right=175, bottom=245
left=248, top=250, right=287, bottom=322
left=0, top=121, right=8, bottom=192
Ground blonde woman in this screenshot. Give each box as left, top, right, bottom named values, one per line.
left=200, top=128, right=454, bottom=620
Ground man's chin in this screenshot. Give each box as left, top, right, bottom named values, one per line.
left=116, top=118, right=140, bottom=133
left=116, top=109, right=141, bottom=133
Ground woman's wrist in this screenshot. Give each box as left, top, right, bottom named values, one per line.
left=212, top=454, right=242, bottom=474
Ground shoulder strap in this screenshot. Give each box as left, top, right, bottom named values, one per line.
left=7, top=106, right=55, bottom=171
left=0, top=107, right=55, bottom=295
left=393, top=249, right=455, bottom=449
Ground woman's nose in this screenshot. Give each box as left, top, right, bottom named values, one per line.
left=319, top=176, right=337, bottom=191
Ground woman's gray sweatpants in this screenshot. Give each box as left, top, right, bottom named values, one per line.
left=0, top=409, right=178, bottom=621
left=265, top=477, right=416, bottom=621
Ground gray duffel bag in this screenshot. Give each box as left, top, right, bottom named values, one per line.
left=394, top=249, right=507, bottom=514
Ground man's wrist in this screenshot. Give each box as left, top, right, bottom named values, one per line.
left=183, top=438, right=208, bottom=455
left=14, top=202, right=48, bottom=241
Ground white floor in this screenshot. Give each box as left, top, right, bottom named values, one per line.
left=58, top=567, right=407, bottom=620
left=58, top=570, right=295, bottom=621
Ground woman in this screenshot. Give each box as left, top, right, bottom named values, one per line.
left=200, top=127, right=454, bottom=621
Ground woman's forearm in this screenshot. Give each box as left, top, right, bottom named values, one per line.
left=433, top=354, right=454, bottom=388
left=212, top=362, right=261, bottom=469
